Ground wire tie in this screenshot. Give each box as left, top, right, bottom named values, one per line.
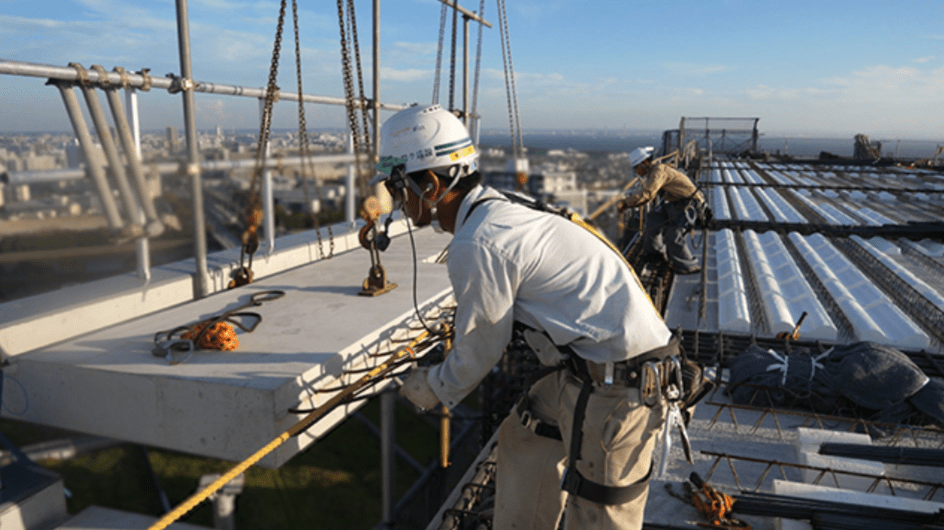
left=68, top=62, right=90, bottom=86
left=91, top=64, right=111, bottom=88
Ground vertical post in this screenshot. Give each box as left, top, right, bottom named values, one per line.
left=126, top=88, right=142, bottom=157
left=462, top=14, right=470, bottom=127
left=752, top=118, right=759, bottom=153
left=373, top=0, right=381, bottom=167
left=372, top=0, right=391, bottom=213
left=125, top=87, right=151, bottom=280
left=380, top=389, right=396, bottom=528
left=197, top=473, right=244, bottom=530
left=259, top=100, right=275, bottom=256
left=175, top=0, right=209, bottom=298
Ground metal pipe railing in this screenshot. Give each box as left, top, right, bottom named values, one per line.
left=103, top=87, right=164, bottom=236
left=79, top=83, right=145, bottom=236
left=53, top=81, right=125, bottom=231
left=4, top=154, right=359, bottom=184
left=0, top=59, right=409, bottom=112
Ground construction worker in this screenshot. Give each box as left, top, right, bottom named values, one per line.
left=617, top=146, right=707, bottom=274
left=377, top=104, right=675, bottom=530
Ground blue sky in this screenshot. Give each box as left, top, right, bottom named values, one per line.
left=2, top=0, right=943, bottom=140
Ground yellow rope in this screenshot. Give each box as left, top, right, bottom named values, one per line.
left=587, top=176, right=639, bottom=221
left=147, top=330, right=430, bottom=530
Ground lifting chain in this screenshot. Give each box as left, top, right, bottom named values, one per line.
left=432, top=3, right=447, bottom=104
left=469, top=0, right=486, bottom=125
left=232, top=0, right=287, bottom=289
left=347, top=0, right=372, bottom=160
left=448, top=5, right=458, bottom=111
left=337, top=0, right=369, bottom=199
left=292, top=0, right=333, bottom=260
left=496, top=0, right=526, bottom=190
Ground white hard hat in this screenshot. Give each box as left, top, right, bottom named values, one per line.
left=373, top=104, right=478, bottom=185
left=628, top=146, right=655, bottom=167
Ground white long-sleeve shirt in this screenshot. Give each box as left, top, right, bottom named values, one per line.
left=427, top=185, right=672, bottom=409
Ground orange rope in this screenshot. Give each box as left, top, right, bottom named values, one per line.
left=182, top=322, right=239, bottom=351
left=691, top=480, right=750, bottom=529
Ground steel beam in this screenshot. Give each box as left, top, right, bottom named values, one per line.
left=437, top=0, right=492, bottom=27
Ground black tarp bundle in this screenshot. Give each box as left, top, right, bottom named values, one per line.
left=727, top=342, right=944, bottom=428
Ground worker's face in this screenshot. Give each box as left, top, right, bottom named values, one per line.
left=634, top=161, right=648, bottom=177
left=400, top=172, right=437, bottom=227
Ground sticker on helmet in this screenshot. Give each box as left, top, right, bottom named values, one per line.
left=376, top=156, right=408, bottom=175
left=448, top=145, right=476, bottom=161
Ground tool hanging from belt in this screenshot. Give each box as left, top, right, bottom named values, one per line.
left=557, top=338, right=681, bottom=505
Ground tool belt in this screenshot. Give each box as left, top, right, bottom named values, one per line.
left=565, top=337, right=680, bottom=389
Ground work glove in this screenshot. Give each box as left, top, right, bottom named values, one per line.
left=522, top=329, right=568, bottom=366
left=400, top=366, right=440, bottom=411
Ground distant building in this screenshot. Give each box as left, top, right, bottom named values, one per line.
left=166, top=126, right=179, bottom=152
left=13, top=183, right=31, bottom=202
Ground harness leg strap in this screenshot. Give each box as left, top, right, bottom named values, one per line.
left=561, top=379, right=654, bottom=505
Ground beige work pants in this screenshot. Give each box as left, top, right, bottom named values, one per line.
left=494, top=370, right=665, bottom=530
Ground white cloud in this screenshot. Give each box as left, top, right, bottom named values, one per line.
left=662, top=62, right=733, bottom=75
left=380, top=67, right=431, bottom=82
left=913, top=56, right=936, bottom=63
left=824, top=64, right=944, bottom=99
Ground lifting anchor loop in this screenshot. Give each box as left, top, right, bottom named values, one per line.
left=358, top=197, right=396, bottom=297
left=230, top=207, right=264, bottom=289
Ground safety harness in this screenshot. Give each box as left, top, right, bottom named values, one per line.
left=463, top=189, right=695, bottom=505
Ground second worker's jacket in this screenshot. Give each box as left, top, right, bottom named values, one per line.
left=622, top=162, right=704, bottom=209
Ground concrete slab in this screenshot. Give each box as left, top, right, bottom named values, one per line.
left=2, top=226, right=456, bottom=467
left=0, top=265, right=194, bottom=358
left=793, top=427, right=880, bottom=489
left=57, top=506, right=208, bottom=530
left=0, top=462, right=68, bottom=530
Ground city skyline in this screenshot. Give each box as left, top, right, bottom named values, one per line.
left=2, top=1, right=944, bottom=139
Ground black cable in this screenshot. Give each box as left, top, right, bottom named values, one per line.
left=819, top=443, right=944, bottom=467
left=404, top=213, right=438, bottom=335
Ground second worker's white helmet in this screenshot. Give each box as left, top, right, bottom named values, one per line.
left=628, top=146, right=655, bottom=168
